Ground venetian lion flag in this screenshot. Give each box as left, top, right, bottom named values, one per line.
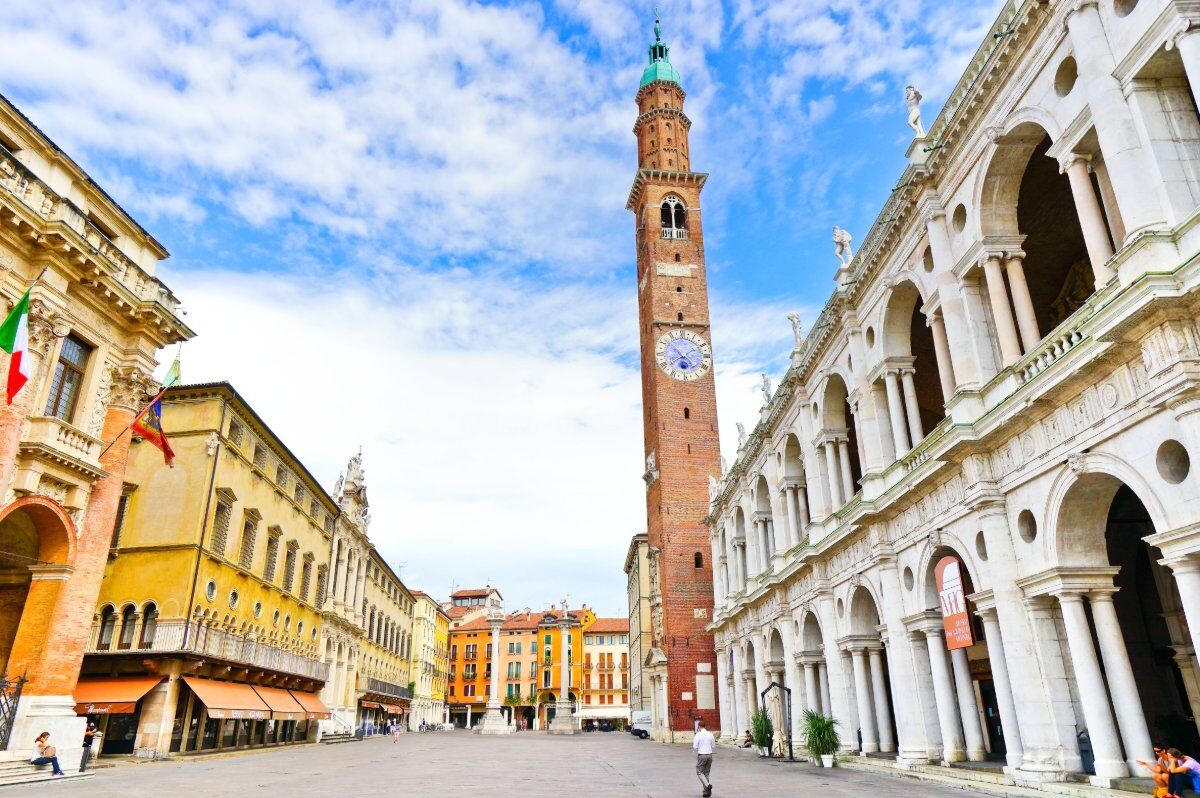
left=131, top=389, right=175, bottom=467
left=0, top=289, right=31, bottom=404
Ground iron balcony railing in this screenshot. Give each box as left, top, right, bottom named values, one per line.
left=86, top=620, right=328, bottom=681
left=359, top=676, right=412, bottom=700
left=660, top=227, right=689, bottom=240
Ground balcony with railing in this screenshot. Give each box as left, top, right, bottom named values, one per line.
left=660, top=227, right=689, bottom=240
left=86, top=619, right=328, bottom=681
left=357, top=675, right=412, bottom=701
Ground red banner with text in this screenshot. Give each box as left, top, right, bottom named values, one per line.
left=935, top=555, right=974, bottom=650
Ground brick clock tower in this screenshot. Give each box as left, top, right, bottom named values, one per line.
left=627, top=14, right=721, bottom=738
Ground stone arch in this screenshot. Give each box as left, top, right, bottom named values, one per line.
left=880, top=278, right=947, bottom=440
left=819, top=372, right=863, bottom=496
left=782, top=433, right=803, bottom=479
left=0, top=495, right=76, bottom=565
left=847, top=584, right=882, bottom=635
left=800, top=611, right=823, bottom=651
left=1047, top=454, right=1169, bottom=565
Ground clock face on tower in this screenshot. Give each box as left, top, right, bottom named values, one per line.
left=655, top=329, right=713, bottom=381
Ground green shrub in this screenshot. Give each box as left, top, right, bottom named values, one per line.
left=803, top=709, right=840, bottom=758
left=750, top=708, right=774, bottom=750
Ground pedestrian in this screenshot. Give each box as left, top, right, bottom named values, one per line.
left=392, top=721, right=401, bottom=743
left=31, top=731, right=64, bottom=776
left=693, top=718, right=715, bottom=797
left=1164, top=748, right=1200, bottom=798
left=80, top=722, right=97, bottom=772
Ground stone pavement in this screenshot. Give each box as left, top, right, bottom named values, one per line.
left=6, top=732, right=996, bottom=798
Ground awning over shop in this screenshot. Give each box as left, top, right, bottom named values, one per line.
left=383, top=704, right=405, bottom=714
left=182, top=677, right=270, bottom=720
left=288, top=690, right=331, bottom=720
left=73, top=676, right=164, bottom=715
left=251, top=686, right=307, bottom=721
left=360, top=700, right=383, bottom=710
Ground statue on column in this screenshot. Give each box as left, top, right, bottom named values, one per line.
left=708, top=474, right=719, bottom=502
left=760, top=373, right=773, bottom=405
left=833, top=226, right=854, bottom=267
left=905, top=85, right=925, bottom=138
left=787, top=312, right=805, bottom=350
left=736, top=422, right=747, bottom=448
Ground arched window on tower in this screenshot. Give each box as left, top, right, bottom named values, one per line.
left=660, top=196, right=688, bottom=240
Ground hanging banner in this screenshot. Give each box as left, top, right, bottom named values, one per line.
left=935, top=555, right=974, bottom=650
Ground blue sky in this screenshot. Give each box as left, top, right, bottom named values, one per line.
left=0, top=0, right=1003, bottom=615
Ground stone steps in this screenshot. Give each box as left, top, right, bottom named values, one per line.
left=320, top=733, right=359, bottom=745
left=0, top=767, right=92, bottom=789
left=838, top=758, right=1150, bottom=798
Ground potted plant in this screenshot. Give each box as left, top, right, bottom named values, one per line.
left=750, top=709, right=774, bottom=757
left=803, top=709, right=840, bottom=767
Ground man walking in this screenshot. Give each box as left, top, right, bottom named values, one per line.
left=693, top=718, right=715, bottom=797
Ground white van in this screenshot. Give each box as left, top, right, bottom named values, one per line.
left=628, top=710, right=652, bottom=739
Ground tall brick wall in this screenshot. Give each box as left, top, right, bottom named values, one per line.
left=631, top=78, right=721, bottom=735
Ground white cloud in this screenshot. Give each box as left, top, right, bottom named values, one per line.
left=163, top=265, right=646, bottom=614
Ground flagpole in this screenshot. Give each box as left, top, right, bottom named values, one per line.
left=96, top=364, right=183, bottom=461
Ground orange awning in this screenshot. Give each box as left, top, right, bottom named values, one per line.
left=360, top=700, right=383, bottom=709
left=384, top=704, right=405, bottom=714
left=182, top=677, right=269, bottom=720
left=251, top=686, right=307, bottom=721
left=74, top=676, right=163, bottom=715
left=288, top=690, right=331, bottom=720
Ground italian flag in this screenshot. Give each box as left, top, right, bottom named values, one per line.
left=0, top=290, right=31, bottom=405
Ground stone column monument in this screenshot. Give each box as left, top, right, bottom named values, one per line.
left=476, top=612, right=513, bottom=735
left=548, top=603, right=579, bottom=735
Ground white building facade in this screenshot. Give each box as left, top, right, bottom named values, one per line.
left=709, top=0, right=1200, bottom=786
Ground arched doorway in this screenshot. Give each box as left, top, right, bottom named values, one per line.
left=922, top=547, right=999, bottom=763
left=846, top=586, right=895, bottom=754
left=881, top=280, right=946, bottom=453
left=798, top=612, right=827, bottom=716
left=1054, top=472, right=1194, bottom=773
left=0, top=496, right=74, bottom=678
left=753, top=476, right=775, bottom=569
left=820, top=375, right=862, bottom=507
left=765, top=627, right=789, bottom=755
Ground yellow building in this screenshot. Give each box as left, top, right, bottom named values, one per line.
left=356, top=549, right=415, bottom=731
left=409, top=591, right=450, bottom=728
left=79, top=382, right=334, bottom=757
left=580, top=619, right=631, bottom=730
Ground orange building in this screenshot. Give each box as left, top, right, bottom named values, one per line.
left=580, top=619, right=631, bottom=730
left=445, top=604, right=597, bottom=730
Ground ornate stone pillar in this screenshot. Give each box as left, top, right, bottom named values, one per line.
left=1172, top=26, right=1200, bottom=113
left=868, top=646, right=894, bottom=753
left=883, top=371, right=911, bottom=457
left=1065, top=0, right=1164, bottom=238
left=950, top=647, right=986, bottom=761
left=1089, top=591, right=1153, bottom=770
left=923, top=626, right=966, bottom=762
left=1004, top=253, right=1041, bottom=352
left=329, top=536, right=343, bottom=608
left=818, top=661, right=832, bottom=720
left=836, top=439, right=854, bottom=500
left=928, top=312, right=956, bottom=402
left=716, top=648, right=734, bottom=740
left=976, top=605, right=1023, bottom=769
left=1061, top=155, right=1117, bottom=286
left=849, top=646, right=878, bottom=753
left=982, top=255, right=1022, bottom=367
left=1056, top=592, right=1127, bottom=778
left=899, top=369, right=924, bottom=445
left=823, top=442, right=843, bottom=509
left=802, top=659, right=821, bottom=713
left=783, top=487, right=799, bottom=549
left=730, top=648, right=748, bottom=733
left=549, top=615, right=578, bottom=734
left=0, top=299, right=59, bottom=496
left=476, top=613, right=512, bottom=734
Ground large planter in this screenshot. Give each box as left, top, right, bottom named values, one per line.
left=821, top=754, right=835, bottom=768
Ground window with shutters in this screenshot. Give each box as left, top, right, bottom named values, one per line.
left=238, top=514, right=258, bottom=569
left=299, top=554, right=313, bottom=602
left=210, top=501, right=232, bottom=555
left=228, top=420, right=243, bottom=447
left=110, top=488, right=133, bottom=551
left=44, top=334, right=91, bottom=422
left=316, top=565, right=328, bottom=605
left=323, top=516, right=334, bottom=533
left=294, top=484, right=305, bottom=504
left=253, top=444, right=267, bottom=470
left=276, top=466, right=288, bottom=489
left=283, top=541, right=298, bottom=592
left=263, top=530, right=281, bottom=582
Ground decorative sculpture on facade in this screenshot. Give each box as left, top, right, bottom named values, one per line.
left=736, top=422, right=747, bottom=448
left=708, top=475, right=719, bottom=502
left=787, top=312, right=805, bottom=351
left=833, top=226, right=854, bottom=267
left=760, top=373, right=773, bottom=405
left=906, top=85, right=925, bottom=138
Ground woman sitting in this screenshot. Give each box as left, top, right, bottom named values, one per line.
left=1137, top=745, right=1172, bottom=798
left=30, top=732, right=64, bottom=776
left=1163, top=748, right=1200, bottom=798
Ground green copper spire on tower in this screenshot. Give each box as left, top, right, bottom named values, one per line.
left=639, top=8, right=681, bottom=89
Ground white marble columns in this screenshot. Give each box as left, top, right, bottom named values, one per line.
left=983, top=255, right=1023, bottom=367
left=849, top=644, right=879, bottom=753
left=477, top=613, right=513, bottom=734
left=1061, top=155, right=1116, bottom=286
left=921, top=622, right=966, bottom=763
